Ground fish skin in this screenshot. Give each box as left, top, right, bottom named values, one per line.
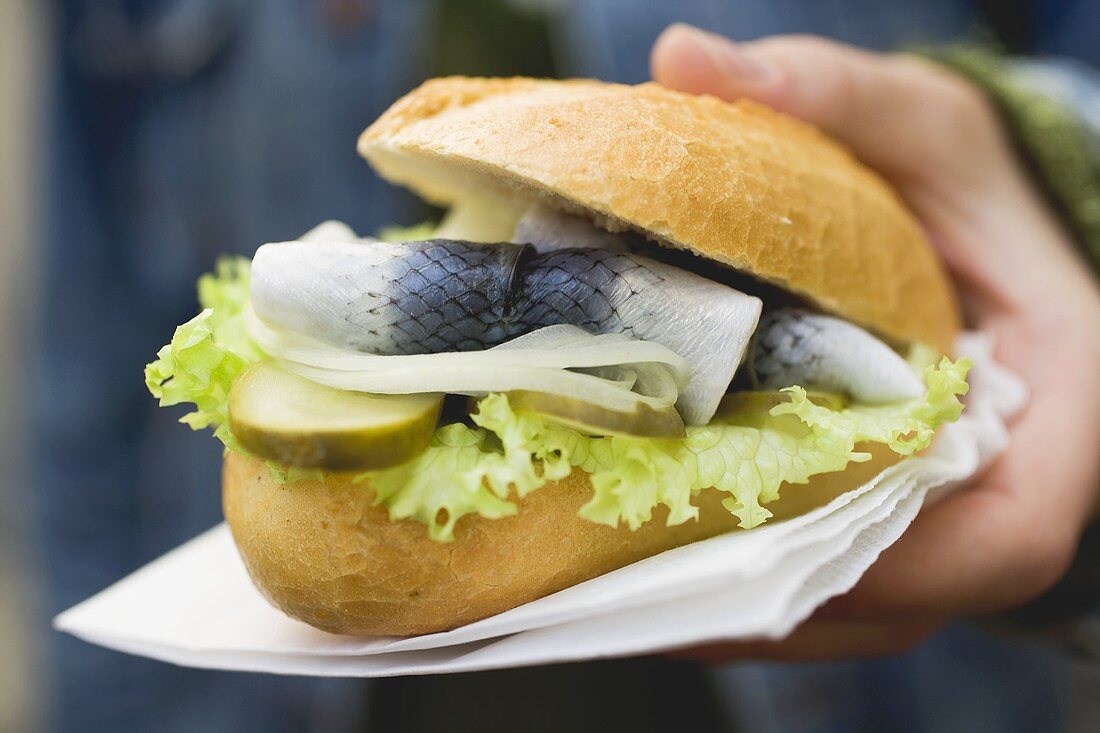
left=512, top=248, right=662, bottom=337
left=251, top=238, right=761, bottom=424
left=750, top=309, right=924, bottom=404
left=385, top=241, right=529, bottom=353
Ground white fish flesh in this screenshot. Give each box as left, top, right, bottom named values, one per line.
left=513, top=203, right=630, bottom=253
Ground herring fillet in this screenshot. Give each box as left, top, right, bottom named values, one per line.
left=251, top=239, right=762, bottom=424
left=750, top=309, right=923, bottom=403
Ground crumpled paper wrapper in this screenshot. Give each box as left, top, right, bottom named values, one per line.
left=55, top=333, right=1026, bottom=676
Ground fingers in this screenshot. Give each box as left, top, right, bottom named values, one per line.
left=651, top=24, right=1007, bottom=186
left=669, top=618, right=941, bottom=663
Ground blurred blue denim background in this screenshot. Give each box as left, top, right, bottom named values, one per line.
left=8, top=1, right=1099, bottom=731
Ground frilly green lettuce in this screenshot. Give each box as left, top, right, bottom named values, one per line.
left=145, top=257, right=260, bottom=452
left=146, top=259, right=970, bottom=542
left=365, top=359, right=969, bottom=540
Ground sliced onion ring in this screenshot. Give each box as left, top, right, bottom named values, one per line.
left=249, top=312, right=692, bottom=413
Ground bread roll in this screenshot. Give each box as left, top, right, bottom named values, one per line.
left=224, top=447, right=900, bottom=635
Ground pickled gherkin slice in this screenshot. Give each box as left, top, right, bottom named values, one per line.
left=229, top=362, right=442, bottom=471
left=506, top=390, right=686, bottom=438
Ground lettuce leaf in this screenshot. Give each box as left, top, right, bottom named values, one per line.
left=144, top=257, right=261, bottom=451
left=146, top=259, right=970, bottom=542
left=366, top=359, right=969, bottom=540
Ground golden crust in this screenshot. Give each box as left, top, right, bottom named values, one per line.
left=359, top=77, right=960, bottom=352
left=223, top=448, right=900, bottom=636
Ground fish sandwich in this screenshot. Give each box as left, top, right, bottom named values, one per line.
left=146, top=77, right=970, bottom=636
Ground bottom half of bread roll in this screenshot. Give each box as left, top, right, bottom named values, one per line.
left=223, top=447, right=901, bottom=636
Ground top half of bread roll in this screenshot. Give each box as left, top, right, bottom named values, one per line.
left=358, top=77, right=960, bottom=353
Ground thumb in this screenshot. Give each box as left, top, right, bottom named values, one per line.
left=651, top=24, right=1007, bottom=188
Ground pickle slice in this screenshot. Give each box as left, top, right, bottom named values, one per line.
left=229, top=362, right=443, bottom=471
left=717, top=389, right=848, bottom=417
left=506, top=390, right=685, bottom=438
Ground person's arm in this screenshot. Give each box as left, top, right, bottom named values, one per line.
left=650, top=24, right=1100, bottom=661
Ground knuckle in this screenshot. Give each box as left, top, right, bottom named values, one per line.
left=762, top=35, right=892, bottom=134
left=897, top=57, right=997, bottom=130
left=940, top=78, right=997, bottom=129
left=882, top=56, right=1006, bottom=184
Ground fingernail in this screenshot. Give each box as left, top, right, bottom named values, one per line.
left=677, top=25, right=779, bottom=85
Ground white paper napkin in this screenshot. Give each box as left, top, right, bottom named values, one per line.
left=54, top=333, right=1026, bottom=676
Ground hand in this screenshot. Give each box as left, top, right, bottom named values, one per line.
left=652, top=24, right=1100, bottom=661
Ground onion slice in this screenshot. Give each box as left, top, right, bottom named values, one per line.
left=248, top=313, right=693, bottom=413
